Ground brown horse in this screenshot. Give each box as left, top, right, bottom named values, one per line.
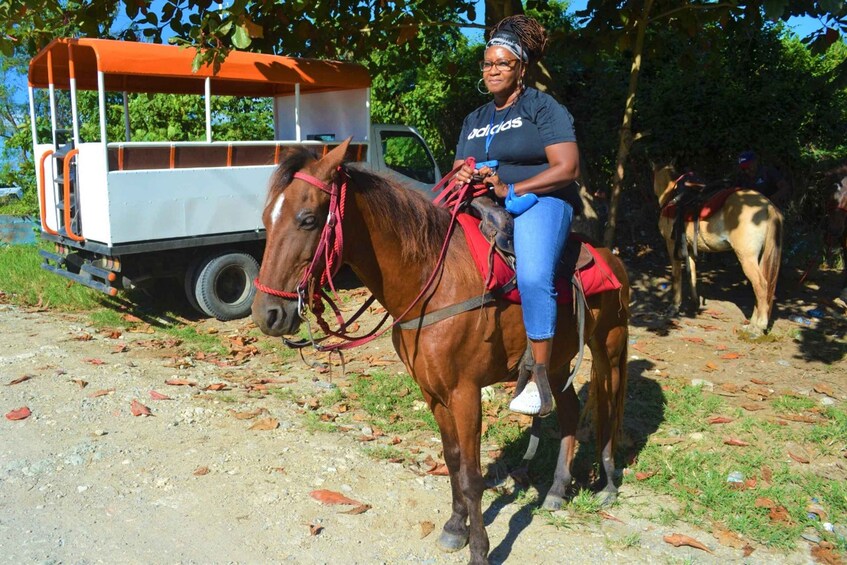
left=652, top=165, right=783, bottom=335
left=825, top=166, right=847, bottom=301
left=252, top=140, right=630, bottom=565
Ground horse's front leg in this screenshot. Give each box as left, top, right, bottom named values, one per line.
left=664, top=238, right=683, bottom=313
left=449, top=385, right=490, bottom=564
left=685, top=253, right=699, bottom=312
left=541, top=373, right=579, bottom=510
left=427, top=396, right=470, bottom=553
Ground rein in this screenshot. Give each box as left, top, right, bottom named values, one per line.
left=254, top=159, right=483, bottom=352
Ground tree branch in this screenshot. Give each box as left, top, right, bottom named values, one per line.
left=648, top=2, right=736, bottom=25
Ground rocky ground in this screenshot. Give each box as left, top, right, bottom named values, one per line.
left=1, top=248, right=845, bottom=564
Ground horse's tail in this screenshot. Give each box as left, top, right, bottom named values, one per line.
left=761, top=204, right=784, bottom=317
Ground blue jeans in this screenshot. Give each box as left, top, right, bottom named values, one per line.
left=513, top=196, right=573, bottom=340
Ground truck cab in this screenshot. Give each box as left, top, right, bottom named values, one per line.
left=28, top=38, right=440, bottom=320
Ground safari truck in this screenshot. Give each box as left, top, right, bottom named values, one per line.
left=29, top=38, right=440, bottom=320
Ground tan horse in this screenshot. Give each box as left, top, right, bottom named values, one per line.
left=252, top=141, right=630, bottom=564
left=652, top=165, right=783, bottom=335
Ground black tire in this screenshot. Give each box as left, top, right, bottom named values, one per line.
left=193, top=252, right=259, bottom=321
left=183, top=258, right=204, bottom=315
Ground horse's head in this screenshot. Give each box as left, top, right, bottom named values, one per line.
left=251, top=138, right=352, bottom=336
left=652, top=163, right=678, bottom=206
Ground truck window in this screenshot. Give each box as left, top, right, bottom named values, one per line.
left=380, top=131, right=436, bottom=185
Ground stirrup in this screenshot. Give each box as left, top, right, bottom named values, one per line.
left=509, top=381, right=542, bottom=415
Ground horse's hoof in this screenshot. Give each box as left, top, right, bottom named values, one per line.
left=541, top=493, right=565, bottom=511
left=437, top=529, right=469, bottom=552
left=595, top=489, right=618, bottom=508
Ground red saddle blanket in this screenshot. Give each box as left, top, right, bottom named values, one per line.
left=457, top=214, right=621, bottom=305
left=661, top=187, right=742, bottom=220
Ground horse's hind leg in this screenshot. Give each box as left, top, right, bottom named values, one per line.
left=541, top=370, right=579, bottom=511
left=589, top=325, right=628, bottom=507
left=427, top=398, right=470, bottom=553
left=736, top=252, right=769, bottom=334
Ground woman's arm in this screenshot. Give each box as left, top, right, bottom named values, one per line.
left=487, top=142, right=580, bottom=199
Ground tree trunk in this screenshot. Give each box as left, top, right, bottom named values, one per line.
left=602, top=0, right=653, bottom=247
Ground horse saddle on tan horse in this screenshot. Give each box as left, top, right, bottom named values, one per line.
left=661, top=174, right=740, bottom=262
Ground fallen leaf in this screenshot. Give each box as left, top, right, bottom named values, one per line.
left=599, top=510, right=625, bottom=523
left=768, top=506, right=791, bottom=523
left=149, top=390, right=171, bottom=400
left=425, top=460, right=450, bottom=476
left=720, top=352, right=741, bottom=360
left=743, top=545, right=755, bottom=557
left=704, top=361, right=718, bottom=372
left=111, top=344, right=129, bottom=354
left=811, top=541, right=841, bottom=565
left=83, top=358, right=105, bottom=365
left=341, top=504, right=371, bottom=515
left=7, top=375, right=33, bottom=386
left=420, top=521, right=435, bottom=539
left=164, top=379, right=197, bottom=387
left=750, top=378, right=772, bottom=385
left=635, top=470, right=658, bottom=481
left=88, top=388, right=115, bottom=398
left=249, top=418, right=279, bottom=431
left=71, top=379, right=88, bottom=389
left=755, top=497, right=777, bottom=508
left=308, top=523, right=323, bottom=536
left=130, top=399, right=152, bottom=417
left=813, top=383, right=836, bottom=398
left=740, top=403, right=766, bottom=411
left=193, top=466, right=210, bottom=476
left=121, top=313, right=144, bottom=323
left=712, top=523, right=747, bottom=549
left=780, top=413, right=820, bottom=424
left=310, top=490, right=362, bottom=506
left=5, top=406, right=31, bottom=420
left=787, top=449, right=810, bottom=464
left=761, top=466, right=773, bottom=483
left=682, top=337, right=706, bottom=344
left=663, top=533, right=713, bottom=553
left=724, top=438, right=751, bottom=446
left=229, top=408, right=266, bottom=420
left=205, top=383, right=229, bottom=391
left=708, top=416, right=734, bottom=424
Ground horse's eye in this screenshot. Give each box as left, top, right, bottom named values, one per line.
left=297, top=210, right=318, bottom=230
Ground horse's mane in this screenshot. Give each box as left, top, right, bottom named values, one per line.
left=345, top=166, right=452, bottom=266
left=269, top=146, right=451, bottom=266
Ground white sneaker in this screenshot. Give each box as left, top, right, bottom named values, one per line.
left=509, top=381, right=541, bottom=415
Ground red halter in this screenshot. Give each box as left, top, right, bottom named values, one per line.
left=253, top=159, right=481, bottom=351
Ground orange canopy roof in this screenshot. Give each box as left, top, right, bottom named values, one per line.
left=28, top=38, right=371, bottom=97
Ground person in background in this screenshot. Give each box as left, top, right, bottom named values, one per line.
left=735, top=150, right=791, bottom=209
left=451, top=15, right=581, bottom=417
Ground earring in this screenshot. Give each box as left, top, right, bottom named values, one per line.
left=477, top=78, right=489, bottom=95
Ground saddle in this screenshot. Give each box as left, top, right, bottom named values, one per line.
left=664, top=174, right=737, bottom=263
left=468, top=194, right=596, bottom=285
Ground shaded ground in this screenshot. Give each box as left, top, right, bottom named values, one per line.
left=1, top=242, right=845, bottom=564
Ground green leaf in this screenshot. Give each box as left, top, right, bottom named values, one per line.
left=232, top=24, right=251, bottom=49
left=762, top=0, right=787, bottom=21
left=218, top=19, right=233, bottom=35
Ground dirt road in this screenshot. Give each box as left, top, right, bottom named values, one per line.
left=1, top=255, right=843, bottom=563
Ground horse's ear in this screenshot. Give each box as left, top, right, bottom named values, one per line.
left=320, top=137, right=353, bottom=173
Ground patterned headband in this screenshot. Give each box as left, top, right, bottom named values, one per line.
left=486, top=30, right=528, bottom=63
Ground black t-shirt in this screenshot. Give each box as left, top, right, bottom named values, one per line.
left=734, top=165, right=785, bottom=199
left=455, top=87, right=580, bottom=210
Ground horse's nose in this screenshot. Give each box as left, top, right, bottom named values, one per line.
left=252, top=299, right=287, bottom=335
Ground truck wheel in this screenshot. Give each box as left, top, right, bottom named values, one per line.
left=183, top=259, right=203, bottom=315
left=193, top=252, right=259, bottom=321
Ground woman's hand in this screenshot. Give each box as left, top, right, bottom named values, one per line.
left=485, top=173, right=509, bottom=199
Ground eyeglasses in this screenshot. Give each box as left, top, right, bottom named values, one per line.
left=479, top=59, right=519, bottom=72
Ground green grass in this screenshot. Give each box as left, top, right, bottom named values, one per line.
left=159, top=323, right=228, bottom=354
left=0, top=243, right=102, bottom=310
left=363, top=445, right=405, bottom=461
left=351, top=370, right=437, bottom=434
left=626, top=385, right=847, bottom=550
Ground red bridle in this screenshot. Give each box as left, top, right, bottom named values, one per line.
left=253, top=158, right=483, bottom=351
left=254, top=169, right=348, bottom=303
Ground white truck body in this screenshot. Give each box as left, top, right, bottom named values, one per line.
left=29, top=38, right=440, bottom=319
